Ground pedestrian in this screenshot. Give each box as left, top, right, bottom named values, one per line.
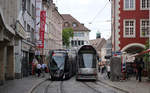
left=107, top=64, right=110, bottom=79
left=32, top=58, right=38, bottom=75
left=98, top=62, right=101, bottom=72
left=41, top=63, right=46, bottom=77
left=36, top=63, right=41, bottom=77
left=101, top=65, right=104, bottom=74
left=136, top=58, right=144, bottom=82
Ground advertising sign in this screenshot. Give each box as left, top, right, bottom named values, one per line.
left=38, top=11, right=46, bottom=48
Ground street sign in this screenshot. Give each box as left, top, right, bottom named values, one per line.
left=112, top=51, right=122, bottom=56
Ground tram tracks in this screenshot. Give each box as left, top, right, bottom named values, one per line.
left=31, top=80, right=66, bottom=93
left=81, top=81, right=102, bottom=93
left=44, top=81, right=53, bottom=93
left=81, top=80, right=127, bottom=93
left=60, top=81, right=65, bottom=93
left=96, top=80, right=129, bottom=93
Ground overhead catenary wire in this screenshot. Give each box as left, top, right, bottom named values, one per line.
left=89, top=1, right=109, bottom=24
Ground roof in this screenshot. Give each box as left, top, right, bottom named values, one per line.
left=89, top=38, right=106, bottom=51
left=61, top=14, right=90, bottom=32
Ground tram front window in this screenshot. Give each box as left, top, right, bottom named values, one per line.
left=50, top=54, right=65, bottom=70
left=79, top=53, right=96, bottom=68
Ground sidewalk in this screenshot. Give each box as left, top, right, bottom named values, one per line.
left=0, top=74, right=49, bottom=93
left=98, top=73, right=150, bottom=93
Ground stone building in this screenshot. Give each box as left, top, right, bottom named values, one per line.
left=0, top=0, right=36, bottom=80
left=0, top=7, right=15, bottom=85
left=89, top=35, right=106, bottom=63
left=42, top=0, right=63, bottom=57
left=61, top=14, right=90, bottom=49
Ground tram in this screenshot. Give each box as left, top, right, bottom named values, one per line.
left=76, top=45, right=98, bottom=80
left=48, top=49, right=76, bottom=80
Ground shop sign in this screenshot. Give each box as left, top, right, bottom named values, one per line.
left=16, top=22, right=26, bottom=38
left=38, top=11, right=46, bottom=48
left=22, top=42, right=30, bottom=51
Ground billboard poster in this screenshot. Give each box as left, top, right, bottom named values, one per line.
left=38, top=11, right=46, bottom=48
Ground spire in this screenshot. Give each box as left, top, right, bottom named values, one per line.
left=96, top=31, right=101, bottom=39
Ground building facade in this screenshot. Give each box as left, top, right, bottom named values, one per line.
left=0, top=7, right=16, bottom=85
left=20, top=0, right=36, bottom=77
left=0, top=0, right=36, bottom=80
left=61, top=14, right=90, bottom=49
left=111, top=0, right=149, bottom=54
left=42, top=0, right=63, bottom=57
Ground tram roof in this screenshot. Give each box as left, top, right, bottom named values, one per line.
left=77, top=45, right=97, bottom=54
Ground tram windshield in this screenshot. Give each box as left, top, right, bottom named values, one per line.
left=79, top=53, right=96, bottom=68
left=50, top=53, right=65, bottom=70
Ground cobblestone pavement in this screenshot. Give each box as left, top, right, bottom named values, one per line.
left=0, top=74, right=49, bottom=93
left=98, top=73, right=150, bottom=93
left=0, top=73, right=150, bottom=93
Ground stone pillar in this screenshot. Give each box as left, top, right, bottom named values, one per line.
left=6, top=46, right=15, bottom=80
left=0, top=45, right=6, bottom=85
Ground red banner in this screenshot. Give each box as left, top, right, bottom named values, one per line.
left=38, top=11, right=46, bottom=48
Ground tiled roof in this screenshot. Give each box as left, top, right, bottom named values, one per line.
left=89, top=38, right=106, bottom=51
left=61, top=14, right=90, bottom=31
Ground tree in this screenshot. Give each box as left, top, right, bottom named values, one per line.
left=62, top=28, right=74, bottom=48
left=143, top=40, right=150, bottom=79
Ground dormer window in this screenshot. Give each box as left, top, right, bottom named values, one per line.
left=64, top=22, right=69, bottom=27
left=72, top=23, right=77, bottom=27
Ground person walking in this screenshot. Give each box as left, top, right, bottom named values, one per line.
left=36, top=63, right=41, bottom=77
left=136, top=58, right=144, bottom=82
left=107, top=64, right=111, bottom=79
left=41, top=63, right=46, bottom=77
left=32, top=58, right=38, bottom=75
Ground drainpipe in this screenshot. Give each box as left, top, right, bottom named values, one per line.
left=113, top=0, right=116, bottom=53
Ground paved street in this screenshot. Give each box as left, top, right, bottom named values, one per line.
left=0, top=76, right=48, bottom=93
left=31, top=77, right=125, bottom=93
left=98, top=73, right=150, bottom=93
left=0, top=73, right=150, bottom=93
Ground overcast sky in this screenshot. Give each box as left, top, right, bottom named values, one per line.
left=53, top=0, right=111, bottom=40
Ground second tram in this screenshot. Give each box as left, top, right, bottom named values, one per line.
left=76, top=45, right=98, bottom=80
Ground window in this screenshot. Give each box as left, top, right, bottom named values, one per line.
left=27, top=0, right=30, bottom=13
left=141, top=0, right=149, bottom=9
left=31, top=28, right=34, bottom=42
left=124, top=19, right=136, bottom=37
left=140, top=19, right=149, bottom=37
left=74, top=32, right=84, bottom=37
left=124, top=0, right=135, bottom=10
left=24, top=21, right=26, bottom=30
left=72, top=23, right=77, bottom=27
left=81, top=41, right=84, bottom=45
left=64, top=22, right=69, bottom=27
left=71, top=40, right=74, bottom=46
left=74, top=41, right=77, bottom=46
left=32, top=4, right=35, bottom=18
left=22, top=0, right=26, bottom=11
left=27, top=24, right=30, bottom=32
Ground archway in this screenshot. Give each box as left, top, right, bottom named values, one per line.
left=121, top=43, right=145, bottom=54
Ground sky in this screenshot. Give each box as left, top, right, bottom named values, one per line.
left=53, top=0, right=111, bottom=40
